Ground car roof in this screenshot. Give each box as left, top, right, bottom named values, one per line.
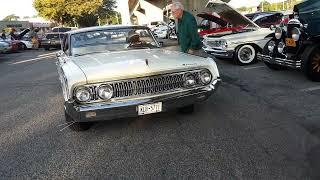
left=67, top=25, right=149, bottom=35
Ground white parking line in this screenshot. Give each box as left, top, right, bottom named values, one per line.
left=37, top=52, right=57, bottom=57
left=9, top=55, right=56, bottom=65
left=300, top=86, right=320, bottom=92
left=243, top=65, right=266, bottom=70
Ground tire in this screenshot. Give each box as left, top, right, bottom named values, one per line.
left=65, top=111, right=92, bottom=131
left=235, top=44, right=257, bottom=65
left=302, top=46, right=320, bottom=82
left=22, top=43, right=27, bottom=50
left=178, top=104, right=194, bottom=114
left=44, top=47, right=50, bottom=51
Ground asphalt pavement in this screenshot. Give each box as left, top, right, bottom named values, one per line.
left=0, top=48, right=320, bottom=179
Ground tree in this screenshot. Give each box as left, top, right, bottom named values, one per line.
left=66, top=0, right=117, bottom=27
left=33, top=0, right=117, bottom=27
left=3, top=14, right=20, bottom=21
left=33, top=0, right=73, bottom=25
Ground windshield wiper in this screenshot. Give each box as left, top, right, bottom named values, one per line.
left=74, top=50, right=110, bottom=57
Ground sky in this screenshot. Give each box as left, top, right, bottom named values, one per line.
left=0, top=0, right=287, bottom=20
left=0, top=0, right=37, bottom=20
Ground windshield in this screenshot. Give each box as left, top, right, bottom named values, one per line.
left=71, top=28, right=158, bottom=56
left=206, top=2, right=258, bottom=29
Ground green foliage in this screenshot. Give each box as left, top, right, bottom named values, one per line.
left=33, top=0, right=117, bottom=27
left=237, top=0, right=302, bottom=12
left=33, top=0, right=72, bottom=25
left=2, top=14, right=20, bottom=21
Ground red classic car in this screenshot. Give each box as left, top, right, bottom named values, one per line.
left=197, top=13, right=244, bottom=38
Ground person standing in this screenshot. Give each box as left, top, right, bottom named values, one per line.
left=170, top=1, right=202, bottom=55
left=1, top=29, right=6, bottom=40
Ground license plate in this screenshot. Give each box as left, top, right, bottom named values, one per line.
left=285, top=38, right=296, bottom=47
left=138, top=102, right=162, bottom=116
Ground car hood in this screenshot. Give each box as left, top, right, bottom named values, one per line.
left=206, top=0, right=259, bottom=28
left=70, top=49, right=209, bottom=84
left=197, top=13, right=228, bottom=27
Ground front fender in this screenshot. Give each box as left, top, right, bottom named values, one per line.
left=265, top=33, right=274, bottom=39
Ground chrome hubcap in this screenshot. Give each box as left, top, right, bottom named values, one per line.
left=240, top=47, right=253, bottom=62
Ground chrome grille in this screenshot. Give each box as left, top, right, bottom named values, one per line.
left=110, top=73, right=185, bottom=99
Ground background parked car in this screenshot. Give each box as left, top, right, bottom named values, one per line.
left=40, top=33, right=64, bottom=50
left=0, top=40, right=11, bottom=53
left=151, top=20, right=176, bottom=39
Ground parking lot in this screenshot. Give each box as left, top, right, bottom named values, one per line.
left=0, top=48, right=320, bottom=179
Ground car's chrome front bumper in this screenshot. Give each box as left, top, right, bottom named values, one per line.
left=202, top=46, right=234, bottom=58
left=65, top=79, right=221, bottom=122
left=257, top=53, right=301, bottom=69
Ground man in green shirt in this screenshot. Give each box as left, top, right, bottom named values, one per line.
left=170, top=1, right=202, bottom=54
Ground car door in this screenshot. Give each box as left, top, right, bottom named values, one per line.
left=56, top=34, right=70, bottom=100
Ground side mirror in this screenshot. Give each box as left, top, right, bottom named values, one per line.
left=270, top=25, right=276, bottom=30
left=159, top=41, right=164, bottom=47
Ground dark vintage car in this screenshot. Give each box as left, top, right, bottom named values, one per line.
left=40, top=33, right=64, bottom=50
left=258, top=0, right=320, bottom=81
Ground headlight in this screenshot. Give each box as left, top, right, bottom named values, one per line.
left=268, top=41, right=275, bottom=52
left=75, top=86, right=91, bottom=102
left=200, top=70, right=212, bottom=85
left=221, top=41, right=228, bottom=50
left=278, top=42, right=286, bottom=53
left=275, top=27, right=282, bottom=39
left=292, top=27, right=301, bottom=41
left=97, top=84, right=113, bottom=100
left=184, top=73, right=196, bottom=87
left=278, top=42, right=285, bottom=53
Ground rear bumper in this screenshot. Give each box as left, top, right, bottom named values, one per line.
left=257, top=53, right=301, bottom=69
left=202, top=46, right=234, bottom=58
left=65, top=79, right=221, bottom=122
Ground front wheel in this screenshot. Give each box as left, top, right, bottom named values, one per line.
left=235, top=45, right=257, bottom=65
left=65, top=111, right=92, bottom=131
left=302, top=46, right=320, bottom=82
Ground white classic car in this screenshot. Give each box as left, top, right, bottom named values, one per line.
left=0, top=40, right=11, bottom=53
left=56, top=25, right=221, bottom=131
left=202, top=0, right=272, bottom=65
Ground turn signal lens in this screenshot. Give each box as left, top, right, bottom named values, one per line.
left=275, top=27, right=282, bottom=39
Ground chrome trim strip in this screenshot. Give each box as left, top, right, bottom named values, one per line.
left=257, top=53, right=301, bottom=68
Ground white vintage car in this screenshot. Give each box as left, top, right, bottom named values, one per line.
left=56, top=25, right=221, bottom=131
left=202, top=0, right=272, bottom=65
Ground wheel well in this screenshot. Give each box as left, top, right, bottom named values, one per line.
left=302, top=44, right=320, bottom=62
left=236, top=43, right=262, bottom=53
